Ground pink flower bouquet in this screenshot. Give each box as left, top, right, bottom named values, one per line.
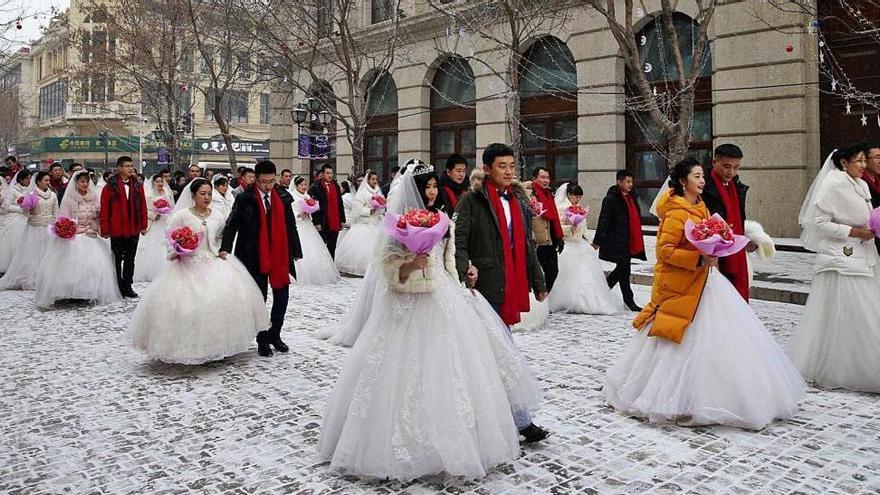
left=383, top=209, right=450, bottom=255
left=370, top=195, right=386, bottom=210
left=869, top=206, right=880, bottom=237
left=48, top=216, right=78, bottom=240
left=527, top=197, right=546, bottom=218
left=684, top=213, right=750, bottom=257
left=18, top=192, right=38, bottom=211
left=565, top=204, right=589, bottom=227
left=166, top=225, right=204, bottom=258
left=153, top=198, right=172, bottom=215
left=297, top=197, right=320, bottom=215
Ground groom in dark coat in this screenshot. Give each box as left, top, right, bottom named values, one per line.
left=220, top=160, right=302, bottom=357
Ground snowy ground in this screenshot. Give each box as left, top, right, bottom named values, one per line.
left=2, top=277, right=879, bottom=494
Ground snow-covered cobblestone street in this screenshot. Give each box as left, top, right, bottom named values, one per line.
left=2, top=278, right=879, bottom=494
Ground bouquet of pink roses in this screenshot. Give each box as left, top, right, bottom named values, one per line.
left=564, top=204, right=589, bottom=226
left=684, top=213, right=750, bottom=257
left=18, top=192, right=38, bottom=212
left=297, top=197, right=320, bottom=215
left=527, top=197, right=546, bottom=218
left=383, top=208, right=450, bottom=256
left=869, top=206, right=880, bottom=237
left=370, top=195, right=386, bottom=211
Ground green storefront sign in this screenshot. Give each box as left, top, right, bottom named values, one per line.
left=30, top=136, right=193, bottom=154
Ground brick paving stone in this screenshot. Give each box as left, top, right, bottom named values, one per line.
left=1, top=278, right=879, bottom=494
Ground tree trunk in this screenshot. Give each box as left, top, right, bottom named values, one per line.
left=214, top=111, right=238, bottom=170
left=507, top=49, right=523, bottom=175
left=349, top=124, right=366, bottom=178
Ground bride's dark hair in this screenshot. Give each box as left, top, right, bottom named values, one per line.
left=189, top=178, right=210, bottom=195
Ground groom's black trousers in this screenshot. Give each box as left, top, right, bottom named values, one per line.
left=252, top=272, right=289, bottom=343
left=110, top=235, right=139, bottom=291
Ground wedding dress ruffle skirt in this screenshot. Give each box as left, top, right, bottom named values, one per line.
left=319, top=273, right=540, bottom=480
left=0, top=213, right=27, bottom=273
left=0, top=224, right=52, bottom=290
left=604, top=270, right=805, bottom=430
left=512, top=292, right=549, bottom=332
left=548, top=241, right=623, bottom=315
left=294, top=219, right=340, bottom=286
left=788, top=267, right=880, bottom=392
left=129, top=252, right=269, bottom=365
left=35, top=234, right=121, bottom=308
left=314, top=263, right=380, bottom=346
left=133, top=215, right=172, bottom=282
left=334, top=221, right=381, bottom=276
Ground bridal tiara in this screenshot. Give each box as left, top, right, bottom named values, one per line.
left=404, top=159, right=435, bottom=177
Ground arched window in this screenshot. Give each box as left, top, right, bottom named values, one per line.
left=430, top=56, right=476, bottom=170
left=626, top=14, right=712, bottom=218
left=309, top=80, right=336, bottom=174
left=519, top=36, right=578, bottom=183
left=364, top=71, right=398, bottom=182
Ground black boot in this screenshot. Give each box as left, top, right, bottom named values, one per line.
left=519, top=423, right=549, bottom=443
left=256, top=332, right=272, bottom=357
left=271, top=338, right=289, bottom=353
left=625, top=301, right=642, bottom=312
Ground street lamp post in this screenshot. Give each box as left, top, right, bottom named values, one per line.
left=291, top=97, right=332, bottom=165
left=97, top=131, right=109, bottom=169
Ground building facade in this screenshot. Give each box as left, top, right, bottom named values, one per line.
left=10, top=0, right=272, bottom=174
left=269, top=0, right=879, bottom=237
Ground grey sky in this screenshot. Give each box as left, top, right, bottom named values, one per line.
left=3, top=0, right=69, bottom=48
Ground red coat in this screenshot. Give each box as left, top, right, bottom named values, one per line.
left=100, top=175, right=148, bottom=237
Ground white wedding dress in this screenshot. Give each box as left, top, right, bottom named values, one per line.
left=604, top=269, right=805, bottom=430
left=291, top=189, right=340, bottom=286
left=133, top=184, right=175, bottom=283
left=129, top=208, right=269, bottom=365
left=314, top=262, right=380, bottom=346
left=789, top=168, right=880, bottom=392
left=548, top=198, right=624, bottom=315
left=0, top=187, right=58, bottom=290
left=334, top=184, right=383, bottom=276
left=35, top=174, right=121, bottom=308
left=320, top=169, right=542, bottom=481
left=0, top=180, right=29, bottom=273
left=319, top=239, right=541, bottom=481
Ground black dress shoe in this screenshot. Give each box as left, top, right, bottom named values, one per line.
left=257, top=341, right=273, bottom=357
left=271, top=339, right=289, bottom=353
left=519, top=423, right=549, bottom=444
left=122, top=289, right=139, bottom=298
left=625, top=302, right=642, bottom=312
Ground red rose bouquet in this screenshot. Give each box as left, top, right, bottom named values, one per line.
left=684, top=213, right=750, bottom=257
left=564, top=204, right=589, bottom=227
left=383, top=208, right=449, bottom=255
left=153, top=198, right=172, bottom=215
left=48, top=216, right=78, bottom=240
left=370, top=195, right=386, bottom=210
left=297, top=197, right=320, bottom=215
left=166, top=225, right=204, bottom=258
left=527, top=197, right=546, bottom=218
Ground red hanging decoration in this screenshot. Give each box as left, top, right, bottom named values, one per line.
left=785, top=42, right=794, bottom=53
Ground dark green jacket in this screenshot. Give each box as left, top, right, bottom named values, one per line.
left=453, top=185, right=547, bottom=306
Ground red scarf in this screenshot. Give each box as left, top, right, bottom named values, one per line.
left=323, top=180, right=341, bottom=232
left=710, top=169, right=749, bottom=301
left=486, top=185, right=530, bottom=326
left=622, top=192, right=644, bottom=256
left=443, top=186, right=459, bottom=208
left=254, top=187, right=290, bottom=289
left=532, top=182, right=563, bottom=240
left=863, top=172, right=880, bottom=197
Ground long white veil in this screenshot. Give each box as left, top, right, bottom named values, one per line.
left=59, top=170, right=95, bottom=218
left=554, top=182, right=570, bottom=208
left=1, top=170, right=27, bottom=208
left=798, top=150, right=837, bottom=252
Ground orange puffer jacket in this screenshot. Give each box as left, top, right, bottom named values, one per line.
left=633, top=190, right=710, bottom=343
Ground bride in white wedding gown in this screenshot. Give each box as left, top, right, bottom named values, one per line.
left=129, top=178, right=269, bottom=365
left=319, top=165, right=543, bottom=481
